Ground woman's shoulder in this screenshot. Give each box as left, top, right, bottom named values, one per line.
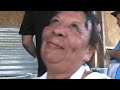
left=84, top=72, right=111, bottom=79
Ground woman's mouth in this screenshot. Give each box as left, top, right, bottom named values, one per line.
left=49, top=41, right=64, bottom=49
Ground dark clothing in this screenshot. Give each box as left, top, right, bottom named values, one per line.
left=19, top=11, right=56, bottom=76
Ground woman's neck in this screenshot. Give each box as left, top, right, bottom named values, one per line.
left=47, top=72, right=70, bottom=79
left=47, top=64, right=84, bottom=79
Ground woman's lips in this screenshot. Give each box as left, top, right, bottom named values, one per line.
left=49, top=41, right=64, bottom=49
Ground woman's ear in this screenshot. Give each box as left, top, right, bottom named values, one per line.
left=83, top=46, right=96, bottom=62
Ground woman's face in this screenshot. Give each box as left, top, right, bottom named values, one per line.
left=41, top=11, right=95, bottom=70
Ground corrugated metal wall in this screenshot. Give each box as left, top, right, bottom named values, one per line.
left=0, top=27, right=38, bottom=77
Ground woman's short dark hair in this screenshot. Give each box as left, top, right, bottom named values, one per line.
left=84, top=11, right=99, bottom=49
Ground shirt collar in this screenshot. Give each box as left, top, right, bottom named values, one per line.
left=39, top=64, right=90, bottom=79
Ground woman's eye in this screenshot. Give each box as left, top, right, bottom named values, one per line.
left=49, top=19, right=60, bottom=25
left=71, top=24, right=79, bottom=31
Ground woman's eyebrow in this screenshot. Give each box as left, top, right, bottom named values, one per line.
left=51, top=15, right=60, bottom=21
left=72, top=21, right=83, bottom=25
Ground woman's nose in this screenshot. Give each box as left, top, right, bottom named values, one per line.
left=53, top=26, right=66, bottom=37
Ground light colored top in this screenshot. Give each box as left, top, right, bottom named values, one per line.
left=34, top=64, right=110, bottom=79
left=85, top=72, right=110, bottom=79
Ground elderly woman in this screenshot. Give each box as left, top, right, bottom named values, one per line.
left=37, top=11, right=110, bottom=79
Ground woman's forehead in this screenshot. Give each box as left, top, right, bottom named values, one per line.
left=55, top=11, right=87, bottom=22
left=57, top=11, right=86, bottom=16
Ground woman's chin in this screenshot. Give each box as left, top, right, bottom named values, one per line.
left=43, top=54, right=64, bottom=64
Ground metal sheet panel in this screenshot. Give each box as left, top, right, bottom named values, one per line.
left=0, top=27, right=38, bottom=77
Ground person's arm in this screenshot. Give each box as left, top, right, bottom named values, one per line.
left=108, top=50, right=120, bottom=59
left=19, top=11, right=36, bottom=58
left=104, top=50, right=120, bottom=61
left=22, top=35, right=36, bottom=58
